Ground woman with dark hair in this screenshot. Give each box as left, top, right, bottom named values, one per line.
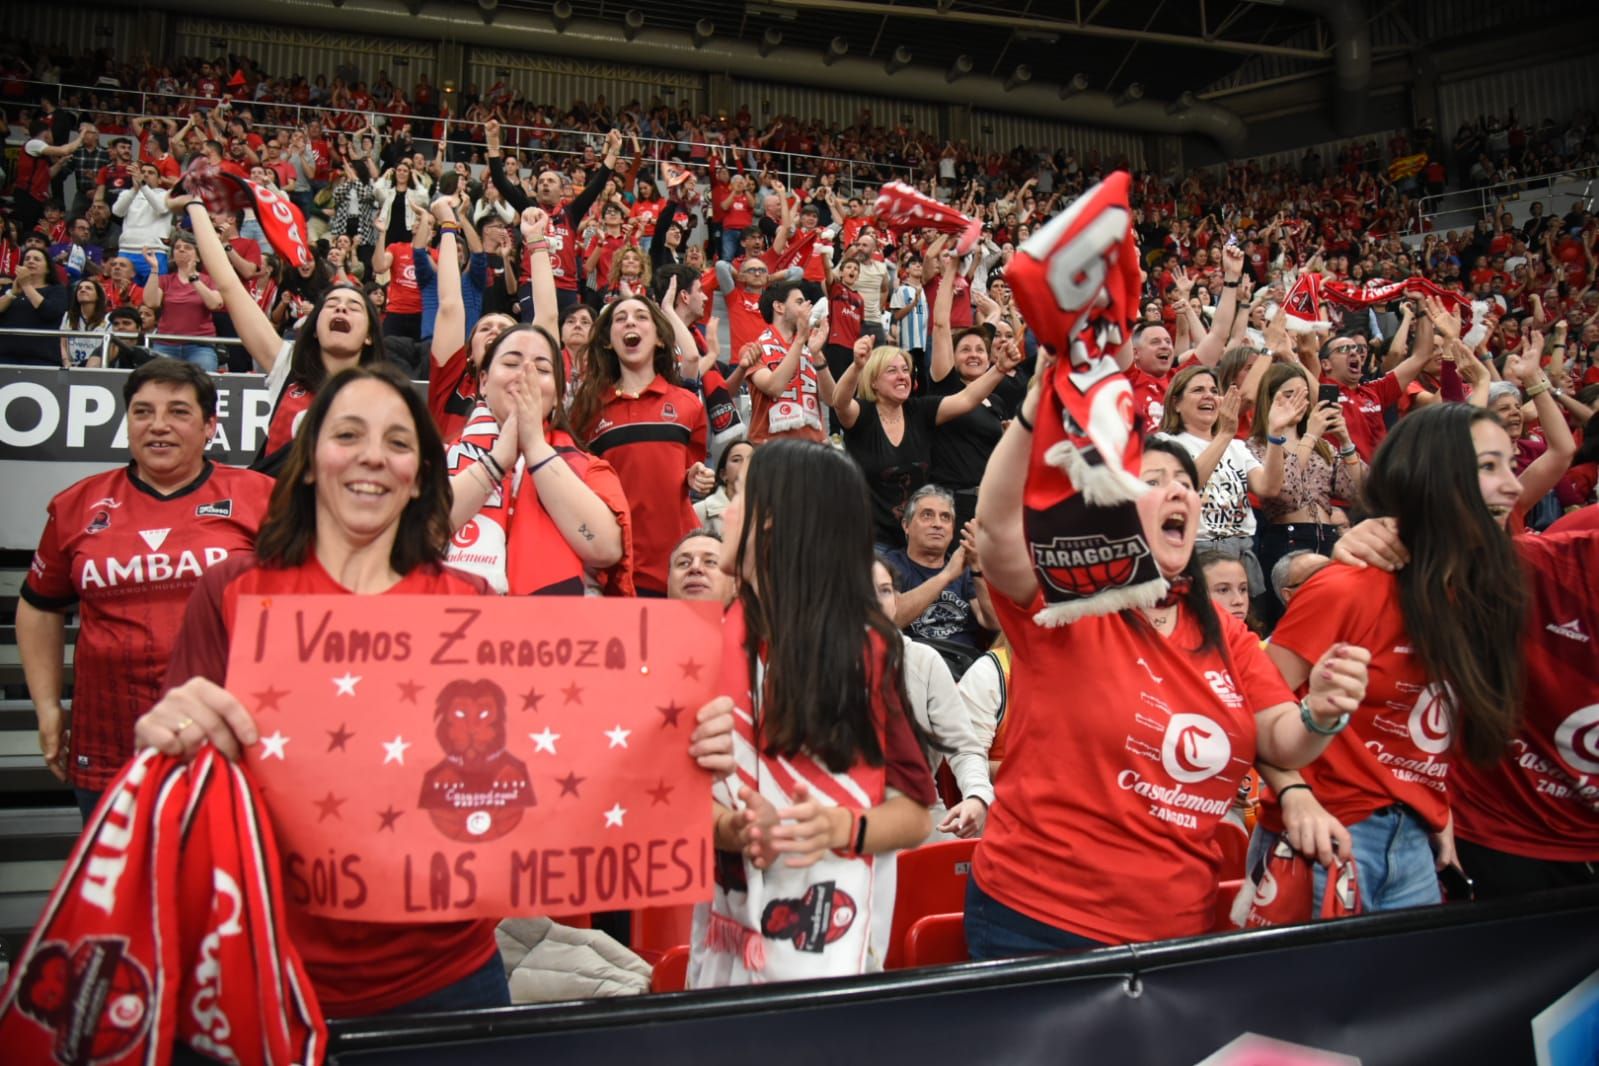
left=692, top=440, right=938, bottom=985
left=135, top=362, right=736, bottom=1014
left=926, top=253, right=1026, bottom=533
left=569, top=294, right=714, bottom=596
left=0, top=247, right=68, bottom=366
left=693, top=439, right=753, bottom=538
left=1251, top=403, right=1530, bottom=913
left=181, top=202, right=384, bottom=475
left=143, top=233, right=223, bottom=370
left=1158, top=363, right=1297, bottom=598
left=1277, top=401, right=1599, bottom=901
left=1246, top=363, right=1364, bottom=625
left=60, top=277, right=109, bottom=367
left=965, top=362, right=1368, bottom=958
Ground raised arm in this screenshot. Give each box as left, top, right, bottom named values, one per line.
left=933, top=338, right=1022, bottom=424
left=482, top=119, right=532, bottom=213
left=181, top=202, right=284, bottom=371
left=429, top=198, right=465, bottom=368
left=929, top=251, right=957, bottom=383
left=827, top=336, right=871, bottom=429
left=1193, top=245, right=1246, bottom=367
left=1507, top=339, right=1577, bottom=511
left=974, top=354, right=1050, bottom=604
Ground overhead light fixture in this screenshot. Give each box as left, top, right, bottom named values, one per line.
left=1004, top=64, right=1032, bottom=92
left=692, top=18, right=715, bottom=47
left=551, top=0, right=573, bottom=31
left=946, top=54, right=973, bottom=83
left=623, top=8, right=645, bottom=40
left=1058, top=72, right=1090, bottom=99
left=758, top=26, right=784, bottom=56
left=477, top=0, right=497, bottom=22
left=1115, top=82, right=1145, bottom=106
left=885, top=45, right=912, bottom=74
left=1013, top=30, right=1059, bottom=44
left=823, top=37, right=849, bottom=66
left=1166, top=91, right=1196, bottom=114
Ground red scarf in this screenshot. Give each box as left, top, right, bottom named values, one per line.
left=873, top=182, right=983, bottom=254
left=0, top=748, right=325, bottom=1065
left=184, top=160, right=314, bottom=269
left=1281, top=272, right=1473, bottom=334
left=1004, top=171, right=1165, bottom=624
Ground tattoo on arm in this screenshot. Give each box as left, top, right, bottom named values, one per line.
left=578, top=523, right=595, bottom=542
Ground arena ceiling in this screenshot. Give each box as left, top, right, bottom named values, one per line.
left=477, top=0, right=1326, bottom=100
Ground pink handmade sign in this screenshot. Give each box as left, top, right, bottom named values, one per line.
left=224, top=596, right=723, bottom=922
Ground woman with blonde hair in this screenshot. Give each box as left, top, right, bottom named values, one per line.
left=830, top=336, right=1020, bottom=547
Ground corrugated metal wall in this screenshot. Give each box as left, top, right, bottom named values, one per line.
left=9, top=2, right=148, bottom=66
left=465, top=50, right=703, bottom=114
left=731, top=80, right=943, bottom=135
left=1414, top=0, right=1582, bottom=42
left=1437, top=55, right=1599, bottom=134
left=172, top=18, right=439, bottom=87
left=967, top=111, right=1147, bottom=168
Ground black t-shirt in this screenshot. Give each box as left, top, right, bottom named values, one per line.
left=0, top=283, right=69, bottom=366
left=882, top=548, right=984, bottom=649
left=843, top=397, right=941, bottom=547
left=926, top=371, right=1024, bottom=492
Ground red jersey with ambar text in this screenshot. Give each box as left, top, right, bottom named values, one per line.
left=165, top=551, right=499, bottom=1017
left=22, top=463, right=271, bottom=788
left=1452, top=532, right=1599, bottom=861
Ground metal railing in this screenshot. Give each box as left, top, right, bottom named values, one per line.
left=1405, top=164, right=1599, bottom=235
left=12, top=79, right=921, bottom=195
left=0, top=326, right=251, bottom=367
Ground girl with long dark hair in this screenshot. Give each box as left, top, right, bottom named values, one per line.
left=1252, top=403, right=1529, bottom=913
left=965, top=357, right=1368, bottom=958
left=182, top=202, right=384, bottom=475
left=1282, top=401, right=1599, bottom=901
left=691, top=440, right=937, bottom=984
left=60, top=278, right=109, bottom=367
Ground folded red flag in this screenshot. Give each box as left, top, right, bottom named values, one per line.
left=873, top=181, right=983, bottom=255
left=1004, top=171, right=1164, bottom=624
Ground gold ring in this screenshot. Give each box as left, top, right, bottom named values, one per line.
left=176, top=717, right=194, bottom=733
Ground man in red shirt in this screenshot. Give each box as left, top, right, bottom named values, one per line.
left=15, top=359, right=272, bottom=817
left=1126, top=321, right=1178, bottom=430
left=1317, top=325, right=1434, bottom=461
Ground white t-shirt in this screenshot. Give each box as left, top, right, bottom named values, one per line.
left=1170, top=430, right=1262, bottom=540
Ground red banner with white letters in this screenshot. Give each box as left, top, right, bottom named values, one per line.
left=223, top=596, right=723, bottom=922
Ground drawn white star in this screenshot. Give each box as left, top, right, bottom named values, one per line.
left=259, top=731, right=290, bottom=760
left=603, top=803, right=627, bottom=828
left=382, top=735, right=411, bottom=766
left=529, top=728, right=560, bottom=754
left=332, top=672, right=362, bottom=696
left=604, top=724, right=632, bottom=749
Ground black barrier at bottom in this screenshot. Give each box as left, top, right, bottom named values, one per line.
left=326, top=886, right=1599, bottom=1066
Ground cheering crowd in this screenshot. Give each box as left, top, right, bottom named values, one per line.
left=3, top=40, right=1598, bottom=1027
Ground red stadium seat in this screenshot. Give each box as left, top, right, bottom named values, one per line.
left=650, top=945, right=691, bottom=993
left=904, top=913, right=968, bottom=968
left=885, top=839, right=977, bottom=970
left=631, top=904, right=697, bottom=964
left=1215, top=817, right=1250, bottom=882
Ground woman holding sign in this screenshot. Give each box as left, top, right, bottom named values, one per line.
left=691, top=439, right=938, bottom=985
left=181, top=202, right=385, bottom=476
left=135, top=363, right=736, bottom=1015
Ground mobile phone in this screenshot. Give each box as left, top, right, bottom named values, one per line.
left=1317, top=384, right=1341, bottom=407
left=1438, top=864, right=1474, bottom=903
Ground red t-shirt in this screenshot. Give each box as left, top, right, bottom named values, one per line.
left=259, top=381, right=316, bottom=474
left=1126, top=365, right=1172, bottom=432
left=22, top=463, right=271, bottom=789
left=385, top=243, right=422, bottom=315
left=973, top=589, right=1291, bottom=944
left=722, top=192, right=754, bottom=230
left=1451, top=532, right=1599, bottom=862
left=229, top=235, right=263, bottom=276
left=538, top=201, right=582, bottom=293
left=428, top=343, right=478, bottom=443
left=154, top=272, right=217, bottom=337
left=922, top=273, right=973, bottom=330
left=1263, top=563, right=1452, bottom=833
left=582, top=376, right=706, bottom=594
left=826, top=281, right=864, bottom=349
left=748, top=325, right=826, bottom=445
left=724, top=285, right=768, bottom=361
left=164, top=551, right=499, bottom=1017
left=1326, top=372, right=1403, bottom=462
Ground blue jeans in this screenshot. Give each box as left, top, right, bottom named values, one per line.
left=379, top=951, right=509, bottom=1015
left=963, top=878, right=1106, bottom=961
left=1248, top=804, right=1442, bottom=915
left=74, top=787, right=103, bottom=823
left=720, top=227, right=744, bottom=263
left=129, top=252, right=167, bottom=285
left=154, top=342, right=218, bottom=372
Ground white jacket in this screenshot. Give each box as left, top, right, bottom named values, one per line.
left=371, top=174, right=432, bottom=238
left=901, top=636, right=994, bottom=809
left=111, top=185, right=173, bottom=254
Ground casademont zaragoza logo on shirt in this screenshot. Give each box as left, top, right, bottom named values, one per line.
left=1118, top=691, right=1242, bottom=831
left=1363, top=681, right=1453, bottom=794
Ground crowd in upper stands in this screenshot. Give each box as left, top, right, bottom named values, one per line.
left=2, top=35, right=1598, bottom=1018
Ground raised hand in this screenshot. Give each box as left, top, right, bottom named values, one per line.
left=1268, top=385, right=1309, bottom=435
left=520, top=205, right=549, bottom=244
left=1214, top=386, right=1243, bottom=439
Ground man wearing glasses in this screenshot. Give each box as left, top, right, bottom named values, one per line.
left=1317, top=327, right=1436, bottom=461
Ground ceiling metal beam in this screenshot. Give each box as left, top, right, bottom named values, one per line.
left=766, top=0, right=1330, bottom=59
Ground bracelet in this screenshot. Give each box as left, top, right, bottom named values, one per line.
left=528, top=452, right=560, bottom=476
left=1551, top=343, right=1566, bottom=350
left=1524, top=379, right=1551, bottom=398
left=1300, top=696, right=1350, bottom=736
left=1223, top=280, right=1240, bottom=288
left=1268, top=433, right=1287, bottom=446
left=1015, top=408, right=1034, bottom=432
left=526, top=241, right=550, bottom=253
left=835, top=808, right=859, bottom=858
left=853, top=811, right=870, bottom=856
left=480, top=452, right=505, bottom=481
left=1276, top=783, right=1313, bottom=801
